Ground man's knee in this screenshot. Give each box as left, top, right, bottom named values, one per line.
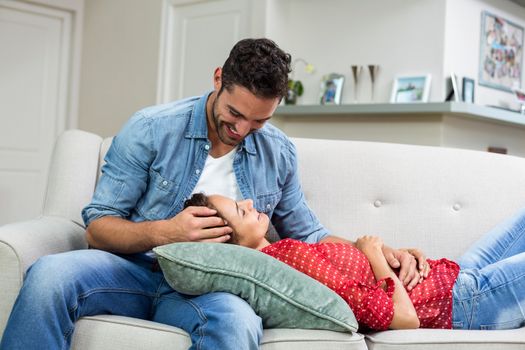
left=25, top=254, right=72, bottom=288
left=154, top=291, right=262, bottom=349
left=21, top=250, right=106, bottom=302
left=201, top=292, right=263, bottom=339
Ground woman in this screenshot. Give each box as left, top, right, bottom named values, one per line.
left=184, top=193, right=525, bottom=331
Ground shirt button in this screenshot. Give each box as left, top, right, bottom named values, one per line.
left=195, top=169, right=201, bottom=175
left=453, top=203, right=461, bottom=211
left=204, top=144, right=210, bottom=150
left=373, top=200, right=382, bottom=208
left=162, top=180, right=168, bottom=186
left=266, top=204, right=271, bottom=211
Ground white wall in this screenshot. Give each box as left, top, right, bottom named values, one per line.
left=269, top=0, right=525, bottom=107
left=444, top=0, right=525, bottom=109
left=267, top=0, right=447, bottom=104
left=77, top=0, right=525, bottom=137
left=78, top=0, right=162, bottom=137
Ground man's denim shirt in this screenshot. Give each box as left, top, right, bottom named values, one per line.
left=82, top=92, right=328, bottom=243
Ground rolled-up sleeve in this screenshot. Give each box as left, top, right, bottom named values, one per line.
left=82, top=113, right=155, bottom=227
left=337, top=278, right=395, bottom=330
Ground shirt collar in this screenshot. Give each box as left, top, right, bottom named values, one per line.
left=242, top=133, right=257, bottom=155
left=186, top=91, right=257, bottom=155
left=185, top=91, right=211, bottom=139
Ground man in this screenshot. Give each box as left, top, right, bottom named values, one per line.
left=1, top=38, right=425, bottom=350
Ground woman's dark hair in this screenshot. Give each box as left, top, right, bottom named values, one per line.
left=183, top=192, right=211, bottom=210
left=184, top=193, right=272, bottom=245
left=220, top=38, right=292, bottom=99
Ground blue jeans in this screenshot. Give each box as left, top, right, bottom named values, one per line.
left=0, top=250, right=262, bottom=350
left=453, top=207, right=525, bottom=330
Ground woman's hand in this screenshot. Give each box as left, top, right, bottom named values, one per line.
left=355, top=235, right=384, bottom=256
left=356, top=235, right=420, bottom=329
left=383, top=247, right=430, bottom=291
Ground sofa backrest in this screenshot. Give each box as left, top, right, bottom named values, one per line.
left=42, top=130, right=103, bottom=226
left=43, top=130, right=525, bottom=260
left=292, top=137, right=525, bottom=260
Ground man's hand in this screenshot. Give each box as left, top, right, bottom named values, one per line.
left=382, top=246, right=429, bottom=291
left=161, top=206, right=233, bottom=244
left=85, top=207, right=233, bottom=254
left=404, top=248, right=431, bottom=279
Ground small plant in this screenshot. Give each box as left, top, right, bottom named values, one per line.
left=285, top=58, right=315, bottom=105
left=285, top=80, right=304, bottom=105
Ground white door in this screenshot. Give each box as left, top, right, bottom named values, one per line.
left=157, top=0, right=253, bottom=103
left=0, top=0, right=74, bottom=225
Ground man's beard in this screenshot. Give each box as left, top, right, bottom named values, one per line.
left=212, top=98, right=243, bottom=146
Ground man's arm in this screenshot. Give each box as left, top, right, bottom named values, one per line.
left=83, top=113, right=232, bottom=254
left=272, top=139, right=426, bottom=287
left=271, top=141, right=329, bottom=243
left=86, top=207, right=232, bottom=254
left=320, top=235, right=428, bottom=290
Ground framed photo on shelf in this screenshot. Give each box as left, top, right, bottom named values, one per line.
left=390, top=75, right=431, bottom=103
left=513, top=87, right=525, bottom=106
left=462, top=77, right=475, bottom=103
left=320, top=73, right=344, bottom=105
left=479, top=11, right=523, bottom=92
left=514, top=88, right=525, bottom=114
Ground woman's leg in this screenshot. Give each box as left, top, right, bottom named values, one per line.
left=152, top=289, right=263, bottom=350
left=0, top=250, right=162, bottom=350
left=457, top=207, right=525, bottom=269
left=453, top=251, right=525, bottom=330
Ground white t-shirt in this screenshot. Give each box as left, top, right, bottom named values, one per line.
left=192, top=147, right=243, bottom=200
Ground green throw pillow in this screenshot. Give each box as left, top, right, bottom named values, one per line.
left=153, top=242, right=357, bottom=332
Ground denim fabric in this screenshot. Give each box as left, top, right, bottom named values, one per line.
left=81, top=92, right=328, bottom=244
left=452, top=207, right=525, bottom=330
left=0, top=250, right=262, bottom=350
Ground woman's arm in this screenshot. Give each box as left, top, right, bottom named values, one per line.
left=356, top=236, right=420, bottom=329
left=321, top=235, right=427, bottom=290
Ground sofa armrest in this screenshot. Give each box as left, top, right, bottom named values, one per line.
left=0, top=216, right=87, bottom=336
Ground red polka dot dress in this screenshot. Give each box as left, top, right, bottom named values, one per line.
left=261, top=239, right=460, bottom=330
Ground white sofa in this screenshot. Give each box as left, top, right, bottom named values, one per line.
left=1, top=129, right=525, bottom=349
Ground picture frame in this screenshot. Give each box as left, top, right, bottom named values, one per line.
left=479, top=11, right=523, bottom=92
left=390, top=75, right=431, bottom=103
left=513, top=88, right=525, bottom=113
left=514, top=87, right=525, bottom=104
left=320, top=73, right=344, bottom=105
left=462, top=77, right=475, bottom=103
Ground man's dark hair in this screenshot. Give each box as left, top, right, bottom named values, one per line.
left=220, top=38, right=292, bottom=99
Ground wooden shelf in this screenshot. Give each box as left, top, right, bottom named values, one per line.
left=276, top=102, right=525, bottom=128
